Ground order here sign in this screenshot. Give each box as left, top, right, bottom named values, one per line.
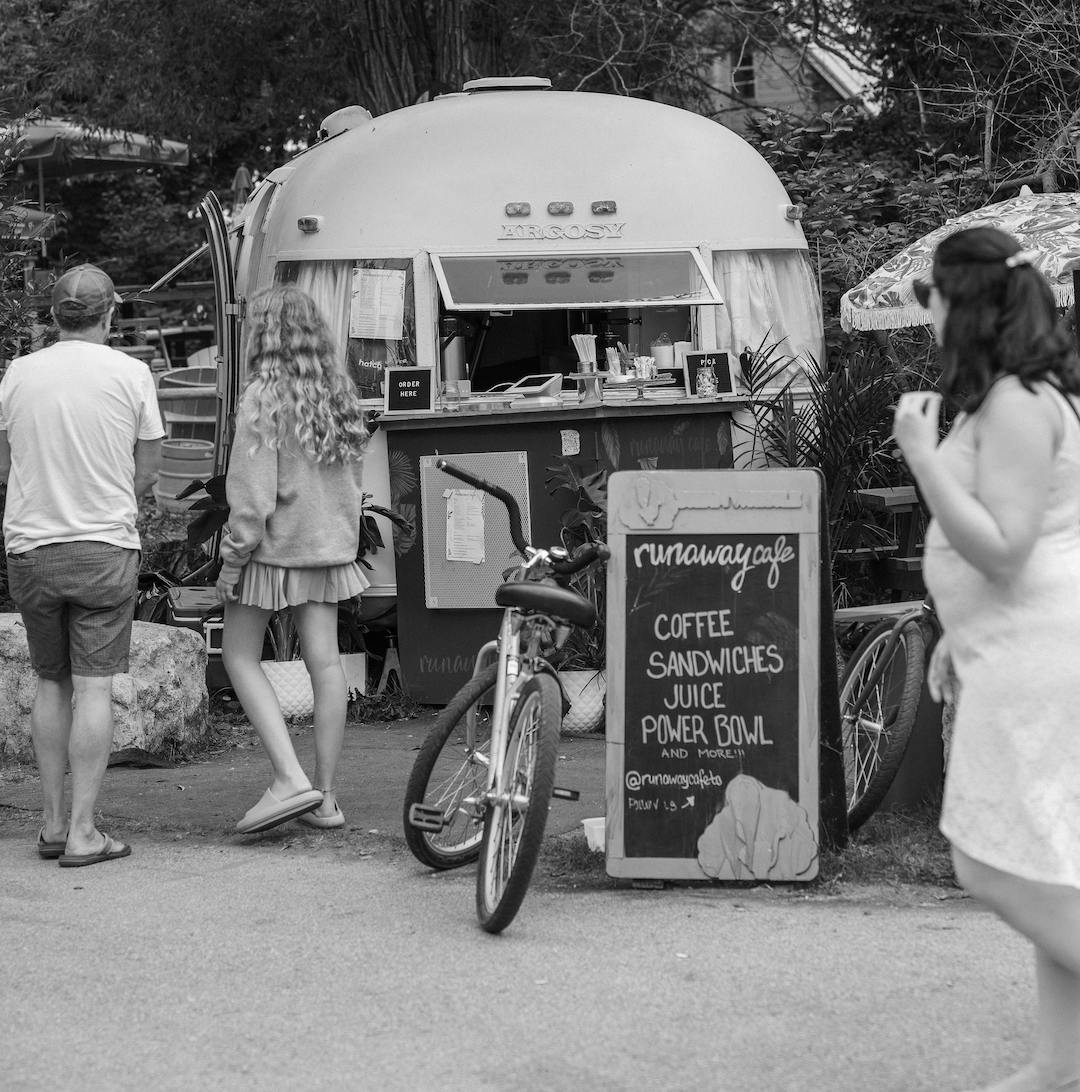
left=383, top=366, right=435, bottom=414
left=604, top=469, right=822, bottom=882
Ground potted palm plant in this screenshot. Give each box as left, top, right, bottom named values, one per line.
left=545, top=459, right=608, bottom=733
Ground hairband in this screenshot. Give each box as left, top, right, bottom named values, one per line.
left=1004, top=249, right=1039, bottom=269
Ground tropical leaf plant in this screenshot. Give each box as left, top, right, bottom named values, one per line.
left=733, top=337, right=919, bottom=606
left=357, top=492, right=413, bottom=570
left=545, top=458, right=610, bottom=671
left=181, top=474, right=230, bottom=549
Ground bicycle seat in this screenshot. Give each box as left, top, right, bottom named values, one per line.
left=495, top=582, right=596, bottom=628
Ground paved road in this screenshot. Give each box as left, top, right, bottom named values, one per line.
left=0, top=719, right=1035, bottom=1092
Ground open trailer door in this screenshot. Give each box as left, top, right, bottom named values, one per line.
left=198, top=190, right=241, bottom=477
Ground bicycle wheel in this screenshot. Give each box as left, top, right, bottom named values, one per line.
left=839, top=617, right=926, bottom=832
left=475, top=672, right=561, bottom=934
left=403, top=665, right=497, bottom=869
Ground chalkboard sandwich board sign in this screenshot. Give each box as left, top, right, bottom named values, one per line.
left=604, top=468, right=821, bottom=882
left=384, top=366, right=435, bottom=415
left=684, top=351, right=737, bottom=397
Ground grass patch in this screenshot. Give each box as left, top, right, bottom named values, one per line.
left=538, top=833, right=611, bottom=890
left=347, top=688, right=423, bottom=723
left=831, top=803, right=954, bottom=887
left=535, top=796, right=956, bottom=897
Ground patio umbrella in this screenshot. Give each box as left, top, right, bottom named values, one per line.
left=839, top=191, right=1080, bottom=332
left=10, top=117, right=190, bottom=212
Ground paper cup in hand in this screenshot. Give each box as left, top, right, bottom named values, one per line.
left=896, top=390, right=942, bottom=418
left=893, top=390, right=943, bottom=460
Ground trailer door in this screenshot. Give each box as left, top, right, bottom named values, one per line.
left=198, top=190, right=241, bottom=476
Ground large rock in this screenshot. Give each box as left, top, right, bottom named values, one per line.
left=0, top=615, right=210, bottom=761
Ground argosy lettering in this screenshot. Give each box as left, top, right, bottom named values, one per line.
left=497, top=223, right=626, bottom=241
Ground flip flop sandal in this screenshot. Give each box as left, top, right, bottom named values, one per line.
left=236, top=787, right=324, bottom=835
left=58, top=834, right=132, bottom=868
left=37, top=827, right=67, bottom=859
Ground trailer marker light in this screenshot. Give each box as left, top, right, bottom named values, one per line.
left=547, top=201, right=573, bottom=216
left=297, top=215, right=323, bottom=233
left=591, top=201, right=617, bottom=215
left=782, top=203, right=804, bottom=221
left=504, top=202, right=531, bottom=217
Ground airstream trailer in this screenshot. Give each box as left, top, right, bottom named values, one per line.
left=203, top=78, right=824, bottom=701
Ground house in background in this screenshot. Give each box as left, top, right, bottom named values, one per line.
left=709, top=38, right=877, bottom=132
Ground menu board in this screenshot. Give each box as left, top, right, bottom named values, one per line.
left=605, top=469, right=820, bottom=882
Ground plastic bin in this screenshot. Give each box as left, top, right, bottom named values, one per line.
left=164, top=586, right=229, bottom=692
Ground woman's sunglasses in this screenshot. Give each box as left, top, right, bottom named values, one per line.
left=913, top=279, right=935, bottom=308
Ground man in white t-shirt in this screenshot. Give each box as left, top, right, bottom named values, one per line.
left=0, top=264, right=164, bottom=867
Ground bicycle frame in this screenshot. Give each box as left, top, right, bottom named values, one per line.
left=489, top=559, right=559, bottom=808
left=464, top=550, right=561, bottom=816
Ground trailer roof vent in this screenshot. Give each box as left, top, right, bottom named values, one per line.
left=462, top=76, right=552, bottom=94
left=318, top=105, right=373, bottom=140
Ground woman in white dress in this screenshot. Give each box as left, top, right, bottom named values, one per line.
left=894, top=225, right=1080, bottom=1092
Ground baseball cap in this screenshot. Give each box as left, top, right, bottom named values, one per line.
left=51, top=264, right=122, bottom=321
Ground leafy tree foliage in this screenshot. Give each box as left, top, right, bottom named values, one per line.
left=4, top=0, right=1079, bottom=298
left=0, top=113, right=39, bottom=362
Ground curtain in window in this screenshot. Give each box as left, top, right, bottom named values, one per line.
left=274, top=259, right=352, bottom=359
left=711, top=250, right=824, bottom=383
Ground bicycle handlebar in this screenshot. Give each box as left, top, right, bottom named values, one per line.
left=436, top=460, right=610, bottom=575
left=436, top=459, right=528, bottom=555
left=551, top=541, right=610, bottom=576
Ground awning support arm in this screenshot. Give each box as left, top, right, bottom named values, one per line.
left=124, top=242, right=209, bottom=302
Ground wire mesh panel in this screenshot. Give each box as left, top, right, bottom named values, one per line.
left=419, top=452, right=532, bottom=609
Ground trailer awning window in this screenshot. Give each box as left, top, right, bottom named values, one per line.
left=430, top=249, right=723, bottom=310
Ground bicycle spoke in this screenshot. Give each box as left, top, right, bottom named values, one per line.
left=839, top=619, right=924, bottom=831
left=403, top=665, right=497, bottom=869
left=476, top=673, right=560, bottom=933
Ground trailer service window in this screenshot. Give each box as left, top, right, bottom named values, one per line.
left=430, top=250, right=723, bottom=311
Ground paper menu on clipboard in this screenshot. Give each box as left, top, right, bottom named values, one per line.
left=445, top=489, right=485, bottom=564
left=350, top=267, right=406, bottom=340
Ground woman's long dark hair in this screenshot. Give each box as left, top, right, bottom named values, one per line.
left=933, top=226, right=1080, bottom=411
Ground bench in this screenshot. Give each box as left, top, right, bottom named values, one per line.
left=835, top=486, right=926, bottom=599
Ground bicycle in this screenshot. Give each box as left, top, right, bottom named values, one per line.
left=834, top=596, right=942, bottom=832
left=403, top=458, right=609, bottom=934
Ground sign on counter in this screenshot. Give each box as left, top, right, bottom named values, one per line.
left=383, top=366, right=435, bottom=415
left=684, top=351, right=736, bottom=396
left=605, top=469, right=821, bottom=882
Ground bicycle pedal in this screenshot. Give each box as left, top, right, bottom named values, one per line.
left=407, top=803, right=448, bottom=831
left=551, top=786, right=579, bottom=801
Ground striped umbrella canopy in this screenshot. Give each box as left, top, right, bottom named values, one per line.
left=840, top=191, right=1080, bottom=332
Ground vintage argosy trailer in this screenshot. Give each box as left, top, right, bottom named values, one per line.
left=198, top=77, right=824, bottom=701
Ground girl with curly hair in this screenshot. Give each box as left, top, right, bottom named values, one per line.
left=216, top=285, right=370, bottom=835
left=895, top=226, right=1080, bottom=1092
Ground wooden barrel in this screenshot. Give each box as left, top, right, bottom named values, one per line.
left=158, top=366, right=218, bottom=442
left=153, top=438, right=215, bottom=513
